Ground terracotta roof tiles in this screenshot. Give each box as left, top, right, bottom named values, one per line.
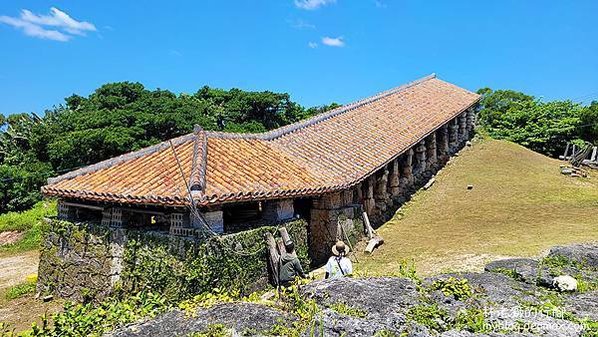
left=42, top=74, right=480, bottom=207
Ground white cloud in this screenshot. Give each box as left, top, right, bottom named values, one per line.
left=0, top=15, right=70, bottom=41
left=294, top=0, right=336, bottom=10
left=308, top=41, right=318, bottom=48
left=322, top=36, right=345, bottom=47
left=0, top=7, right=96, bottom=42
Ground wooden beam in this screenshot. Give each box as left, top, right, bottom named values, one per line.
left=61, top=201, right=104, bottom=211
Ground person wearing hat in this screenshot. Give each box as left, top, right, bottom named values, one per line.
left=278, top=239, right=306, bottom=287
left=325, top=241, right=353, bottom=279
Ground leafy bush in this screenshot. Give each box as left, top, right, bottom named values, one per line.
left=477, top=88, right=596, bottom=157
left=430, top=277, right=472, bottom=301
left=26, top=292, right=168, bottom=337
left=406, top=303, right=450, bottom=332
left=5, top=281, right=36, bottom=300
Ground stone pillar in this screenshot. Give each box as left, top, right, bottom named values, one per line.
left=449, top=118, right=459, bottom=154
left=388, top=159, right=401, bottom=197
left=399, top=149, right=414, bottom=190
left=362, top=177, right=375, bottom=215
left=426, top=133, right=437, bottom=170
left=263, top=199, right=295, bottom=222
left=437, top=125, right=450, bottom=164
left=353, top=183, right=363, bottom=204
left=309, top=193, right=362, bottom=264
left=101, top=208, right=112, bottom=226
left=413, top=140, right=427, bottom=178
left=458, top=112, right=468, bottom=143
left=374, top=167, right=390, bottom=214
left=466, top=107, right=476, bottom=135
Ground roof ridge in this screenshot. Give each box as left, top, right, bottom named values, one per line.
left=204, top=73, right=437, bottom=140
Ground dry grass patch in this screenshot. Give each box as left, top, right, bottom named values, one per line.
left=356, top=138, right=598, bottom=276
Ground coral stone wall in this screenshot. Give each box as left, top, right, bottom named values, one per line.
left=38, top=218, right=310, bottom=302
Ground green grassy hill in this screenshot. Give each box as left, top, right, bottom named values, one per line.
left=357, top=138, right=598, bottom=275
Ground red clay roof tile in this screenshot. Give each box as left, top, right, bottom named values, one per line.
left=42, top=75, right=480, bottom=207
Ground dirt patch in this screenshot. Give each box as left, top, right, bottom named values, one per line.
left=0, top=231, right=23, bottom=246
left=0, top=293, right=64, bottom=333
left=0, top=251, right=39, bottom=291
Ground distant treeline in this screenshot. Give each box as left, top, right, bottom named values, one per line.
left=1, top=83, right=597, bottom=214
left=477, top=88, right=598, bottom=157
left=0, top=82, right=339, bottom=213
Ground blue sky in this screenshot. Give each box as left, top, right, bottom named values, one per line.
left=1, top=0, right=597, bottom=115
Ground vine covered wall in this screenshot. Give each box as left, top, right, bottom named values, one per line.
left=37, top=218, right=309, bottom=303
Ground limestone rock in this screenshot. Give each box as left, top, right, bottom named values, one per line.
left=563, top=290, right=598, bottom=321
left=109, top=302, right=293, bottom=337
left=552, top=275, right=578, bottom=292
left=484, top=258, right=552, bottom=287
left=548, top=244, right=598, bottom=268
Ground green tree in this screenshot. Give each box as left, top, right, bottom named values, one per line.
left=477, top=88, right=587, bottom=156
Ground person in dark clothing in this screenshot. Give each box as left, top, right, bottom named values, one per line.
left=278, top=240, right=306, bottom=287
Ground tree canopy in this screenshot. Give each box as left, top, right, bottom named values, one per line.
left=0, top=82, right=338, bottom=213
left=476, top=88, right=597, bottom=157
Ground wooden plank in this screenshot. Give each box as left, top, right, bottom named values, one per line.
left=365, top=236, right=384, bottom=254
left=363, top=212, right=374, bottom=239
left=278, top=227, right=291, bottom=245
left=423, top=177, right=436, bottom=190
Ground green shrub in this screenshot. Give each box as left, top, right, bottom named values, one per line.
left=406, top=304, right=449, bottom=332
left=329, top=302, right=367, bottom=318
left=5, top=281, right=36, bottom=300
left=27, top=291, right=168, bottom=337
left=430, top=277, right=472, bottom=301
left=455, top=308, right=489, bottom=333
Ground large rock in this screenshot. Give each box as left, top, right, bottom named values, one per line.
left=484, top=258, right=552, bottom=287
left=301, top=277, right=421, bottom=335
left=548, top=244, right=598, bottom=268
left=563, top=291, right=598, bottom=321
left=109, top=302, right=293, bottom=337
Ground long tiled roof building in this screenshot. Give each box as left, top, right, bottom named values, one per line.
left=43, top=74, right=479, bottom=261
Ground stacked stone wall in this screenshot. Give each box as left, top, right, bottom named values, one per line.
left=38, top=218, right=310, bottom=302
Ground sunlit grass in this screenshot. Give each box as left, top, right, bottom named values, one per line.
left=0, top=200, right=56, bottom=256
left=356, top=138, right=598, bottom=276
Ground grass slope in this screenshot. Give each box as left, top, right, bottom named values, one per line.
left=356, top=138, right=598, bottom=276
left=0, top=200, right=56, bottom=256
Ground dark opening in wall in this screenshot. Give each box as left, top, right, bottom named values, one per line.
left=294, top=198, right=312, bottom=221
left=223, top=202, right=262, bottom=232
left=74, top=208, right=102, bottom=223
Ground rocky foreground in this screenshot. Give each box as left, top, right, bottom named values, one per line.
left=109, top=244, right=598, bottom=337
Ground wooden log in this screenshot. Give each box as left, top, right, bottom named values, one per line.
left=264, top=233, right=280, bottom=285
left=278, top=227, right=291, bottom=245
left=276, top=238, right=286, bottom=257
left=365, top=236, right=384, bottom=254
left=363, top=212, right=374, bottom=239
left=423, top=177, right=436, bottom=190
